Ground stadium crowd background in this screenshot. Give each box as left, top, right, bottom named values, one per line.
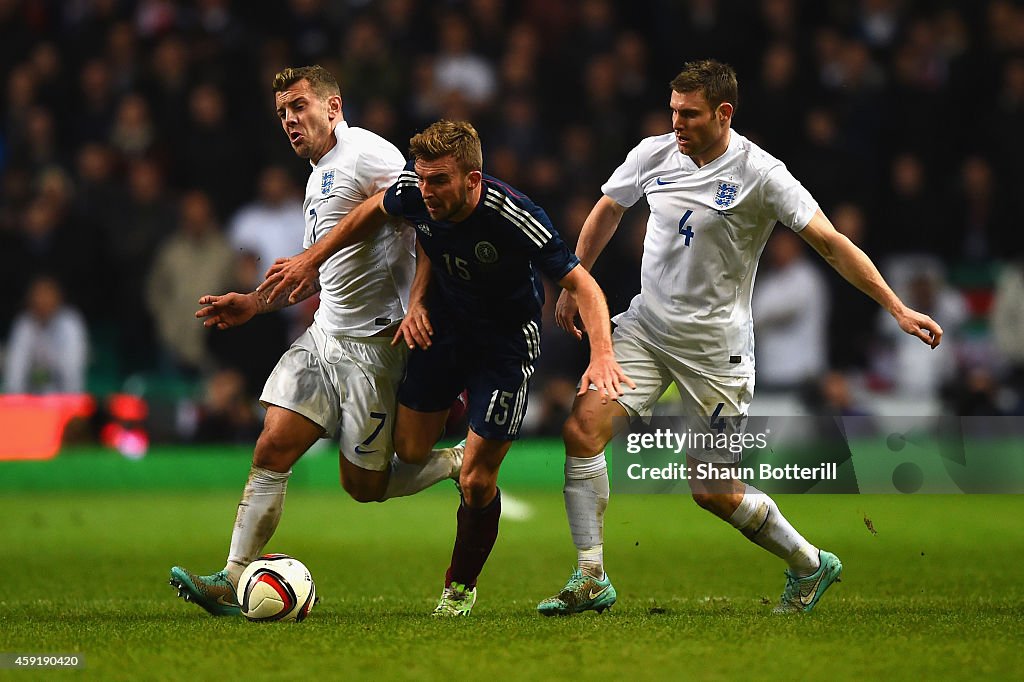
left=2, top=0, right=1023, bottom=444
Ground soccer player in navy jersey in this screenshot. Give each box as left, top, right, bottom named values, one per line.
left=262, top=120, right=633, bottom=615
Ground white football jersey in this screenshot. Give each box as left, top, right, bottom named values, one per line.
left=603, top=130, right=818, bottom=376
left=303, top=121, right=414, bottom=336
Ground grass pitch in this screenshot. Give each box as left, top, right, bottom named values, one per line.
left=2, top=446, right=1022, bottom=680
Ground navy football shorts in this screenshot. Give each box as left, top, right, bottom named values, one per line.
left=398, top=318, right=541, bottom=441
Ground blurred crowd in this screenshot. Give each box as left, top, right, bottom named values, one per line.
left=2, top=0, right=1024, bottom=442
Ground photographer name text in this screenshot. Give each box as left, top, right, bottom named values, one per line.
left=625, top=461, right=839, bottom=481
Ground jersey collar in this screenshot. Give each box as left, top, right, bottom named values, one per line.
left=680, top=128, right=738, bottom=173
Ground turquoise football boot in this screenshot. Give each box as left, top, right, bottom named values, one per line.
left=537, top=569, right=617, bottom=616
left=773, top=550, right=843, bottom=614
left=169, top=566, right=241, bottom=617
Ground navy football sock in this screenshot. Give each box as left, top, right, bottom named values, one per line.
left=445, top=488, right=501, bottom=589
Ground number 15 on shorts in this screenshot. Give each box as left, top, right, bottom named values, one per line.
left=484, top=390, right=515, bottom=425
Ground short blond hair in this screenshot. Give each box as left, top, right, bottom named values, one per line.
left=408, top=120, right=483, bottom=174
left=271, top=65, right=340, bottom=101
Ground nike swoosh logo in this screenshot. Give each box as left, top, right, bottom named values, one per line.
left=354, top=446, right=379, bottom=455
left=216, top=594, right=238, bottom=607
left=655, top=177, right=675, bottom=185
left=799, top=572, right=826, bottom=606
left=587, top=586, right=607, bottom=600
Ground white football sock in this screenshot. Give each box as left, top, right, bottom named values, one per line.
left=380, top=446, right=460, bottom=500
left=728, top=484, right=819, bottom=576
left=578, top=546, right=605, bottom=580
left=563, top=454, right=609, bottom=579
left=225, top=465, right=291, bottom=586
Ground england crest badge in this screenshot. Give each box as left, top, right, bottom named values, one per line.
left=321, top=170, right=335, bottom=195
left=714, top=181, right=739, bottom=208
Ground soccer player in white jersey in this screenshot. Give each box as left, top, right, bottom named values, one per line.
left=538, top=59, right=944, bottom=616
left=169, top=66, right=465, bottom=616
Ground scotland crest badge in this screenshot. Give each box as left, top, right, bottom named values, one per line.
left=475, top=241, right=498, bottom=263
left=321, top=170, right=335, bottom=195
left=714, top=181, right=739, bottom=208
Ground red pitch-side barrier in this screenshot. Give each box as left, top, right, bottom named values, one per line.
left=0, top=394, right=96, bottom=460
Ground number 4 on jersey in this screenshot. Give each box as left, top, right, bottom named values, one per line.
left=678, top=209, right=695, bottom=246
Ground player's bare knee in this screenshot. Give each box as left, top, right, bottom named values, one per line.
left=341, top=478, right=384, bottom=504
left=253, top=430, right=297, bottom=472
left=691, top=490, right=719, bottom=512
left=338, top=463, right=388, bottom=503
left=458, top=472, right=495, bottom=507
left=563, top=412, right=606, bottom=457
left=691, top=490, right=734, bottom=518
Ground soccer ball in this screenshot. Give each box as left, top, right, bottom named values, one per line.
left=237, top=554, right=316, bottom=622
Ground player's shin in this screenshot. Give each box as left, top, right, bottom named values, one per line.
left=380, top=443, right=464, bottom=500
left=446, top=487, right=501, bottom=589
left=728, top=483, right=819, bottom=576
left=563, top=454, right=609, bottom=579
left=224, top=465, right=291, bottom=586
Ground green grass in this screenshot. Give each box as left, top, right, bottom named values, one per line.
left=1, top=446, right=1023, bottom=680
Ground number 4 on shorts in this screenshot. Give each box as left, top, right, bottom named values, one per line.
left=710, top=402, right=726, bottom=434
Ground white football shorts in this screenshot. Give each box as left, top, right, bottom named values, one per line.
left=260, top=322, right=408, bottom=471
left=600, top=316, right=754, bottom=463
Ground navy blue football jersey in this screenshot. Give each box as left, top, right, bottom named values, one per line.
left=382, top=160, right=579, bottom=328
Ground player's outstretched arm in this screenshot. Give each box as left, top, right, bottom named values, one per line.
left=798, top=209, right=943, bottom=348
left=259, top=191, right=390, bottom=305
left=555, top=195, right=628, bottom=337
left=393, top=240, right=434, bottom=350
left=558, top=265, right=636, bottom=403
left=196, top=292, right=258, bottom=330
left=196, top=283, right=321, bottom=330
